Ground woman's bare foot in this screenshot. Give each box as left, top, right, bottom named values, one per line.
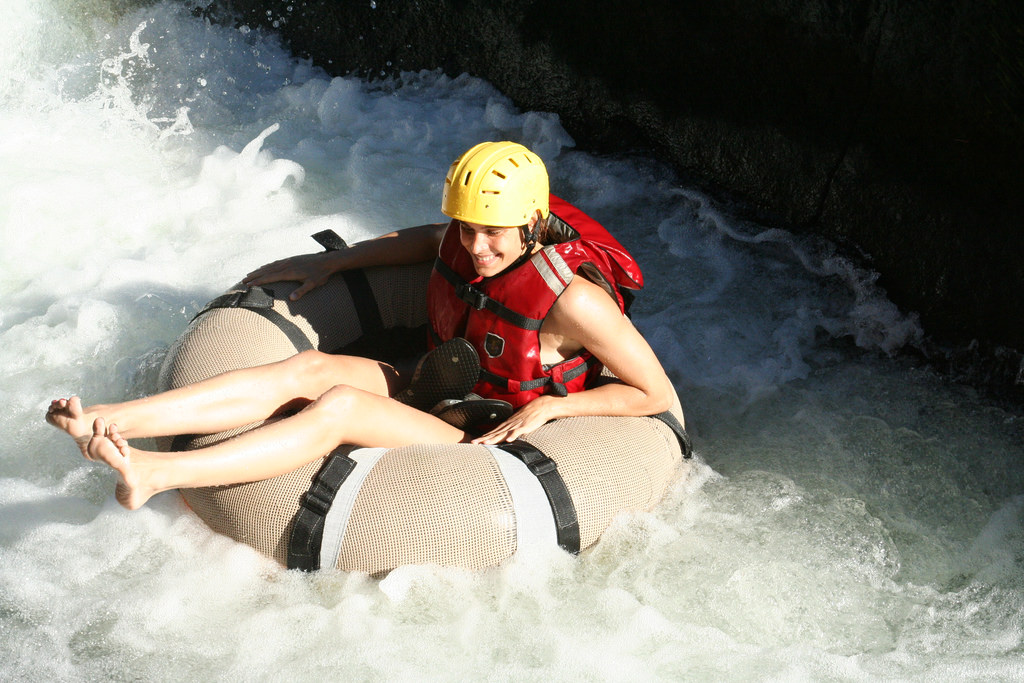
left=46, top=397, right=95, bottom=458
left=86, top=418, right=160, bottom=510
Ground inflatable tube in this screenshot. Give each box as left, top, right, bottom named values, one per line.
left=156, top=256, right=690, bottom=574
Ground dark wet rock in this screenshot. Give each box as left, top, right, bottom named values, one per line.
left=204, top=0, right=1024, bottom=375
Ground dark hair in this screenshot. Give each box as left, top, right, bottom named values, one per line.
left=521, top=213, right=550, bottom=246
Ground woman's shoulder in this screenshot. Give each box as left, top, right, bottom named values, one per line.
left=549, top=276, right=624, bottom=331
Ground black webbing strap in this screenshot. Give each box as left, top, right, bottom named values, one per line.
left=501, top=440, right=581, bottom=554
left=651, top=411, right=693, bottom=459
left=287, top=447, right=358, bottom=571
left=312, top=229, right=384, bottom=337
left=340, top=270, right=384, bottom=335
left=478, top=355, right=595, bottom=396
left=193, top=286, right=314, bottom=353
left=479, top=368, right=547, bottom=393
left=433, top=258, right=544, bottom=331
left=310, top=229, right=347, bottom=251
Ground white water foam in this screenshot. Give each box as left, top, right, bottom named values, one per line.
left=2, top=1, right=1022, bottom=680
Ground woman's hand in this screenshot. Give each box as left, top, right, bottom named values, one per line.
left=241, top=223, right=446, bottom=301
left=243, top=252, right=341, bottom=301
left=471, top=396, right=562, bottom=445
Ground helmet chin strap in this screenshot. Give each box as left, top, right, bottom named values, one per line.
left=521, top=222, right=539, bottom=254
left=490, top=215, right=540, bottom=279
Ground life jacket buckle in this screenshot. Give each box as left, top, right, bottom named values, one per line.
left=457, top=283, right=488, bottom=310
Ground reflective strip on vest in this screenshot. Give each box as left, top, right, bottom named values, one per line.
left=532, top=246, right=574, bottom=296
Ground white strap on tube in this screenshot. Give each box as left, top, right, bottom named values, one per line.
left=487, top=445, right=558, bottom=555
left=319, top=447, right=388, bottom=571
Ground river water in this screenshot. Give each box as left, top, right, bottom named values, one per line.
left=2, top=1, right=1022, bottom=680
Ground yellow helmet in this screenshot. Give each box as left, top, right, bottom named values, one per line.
left=441, top=141, right=549, bottom=227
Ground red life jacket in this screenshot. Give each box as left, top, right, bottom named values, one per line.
left=427, top=195, right=643, bottom=409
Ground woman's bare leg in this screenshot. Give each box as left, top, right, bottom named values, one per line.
left=46, top=350, right=399, bottom=442
left=87, top=384, right=467, bottom=509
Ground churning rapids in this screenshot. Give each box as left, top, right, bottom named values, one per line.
left=2, top=1, right=1022, bottom=680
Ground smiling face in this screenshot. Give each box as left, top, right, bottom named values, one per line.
left=458, top=220, right=528, bottom=277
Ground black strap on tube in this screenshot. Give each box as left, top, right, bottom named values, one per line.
left=287, top=448, right=358, bottom=571
left=312, top=229, right=384, bottom=337
left=310, top=229, right=348, bottom=251
left=650, top=411, right=693, bottom=459
left=501, top=440, right=581, bottom=555
left=193, top=285, right=314, bottom=353
left=174, top=286, right=313, bottom=452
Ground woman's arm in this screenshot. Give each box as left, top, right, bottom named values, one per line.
left=472, top=276, right=676, bottom=444
left=244, top=222, right=447, bottom=300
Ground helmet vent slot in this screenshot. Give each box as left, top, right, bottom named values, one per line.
left=462, top=171, right=472, bottom=186
left=492, top=170, right=507, bottom=180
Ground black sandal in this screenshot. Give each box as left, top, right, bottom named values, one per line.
left=394, top=338, right=480, bottom=412
left=431, top=396, right=513, bottom=432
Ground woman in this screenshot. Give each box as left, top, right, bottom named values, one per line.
left=47, top=142, right=675, bottom=510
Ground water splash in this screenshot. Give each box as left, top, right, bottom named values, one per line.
left=2, top=1, right=1022, bottom=680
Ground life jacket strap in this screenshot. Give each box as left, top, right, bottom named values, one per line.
left=433, top=258, right=545, bottom=331
left=478, top=355, right=594, bottom=396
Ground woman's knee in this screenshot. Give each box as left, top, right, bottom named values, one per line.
left=283, top=349, right=326, bottom=372
left=311, top=384, right=363, bottom=415
left=280, top=350, right=331, bottom=386
left=283, top=350, right=393, bottom=398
